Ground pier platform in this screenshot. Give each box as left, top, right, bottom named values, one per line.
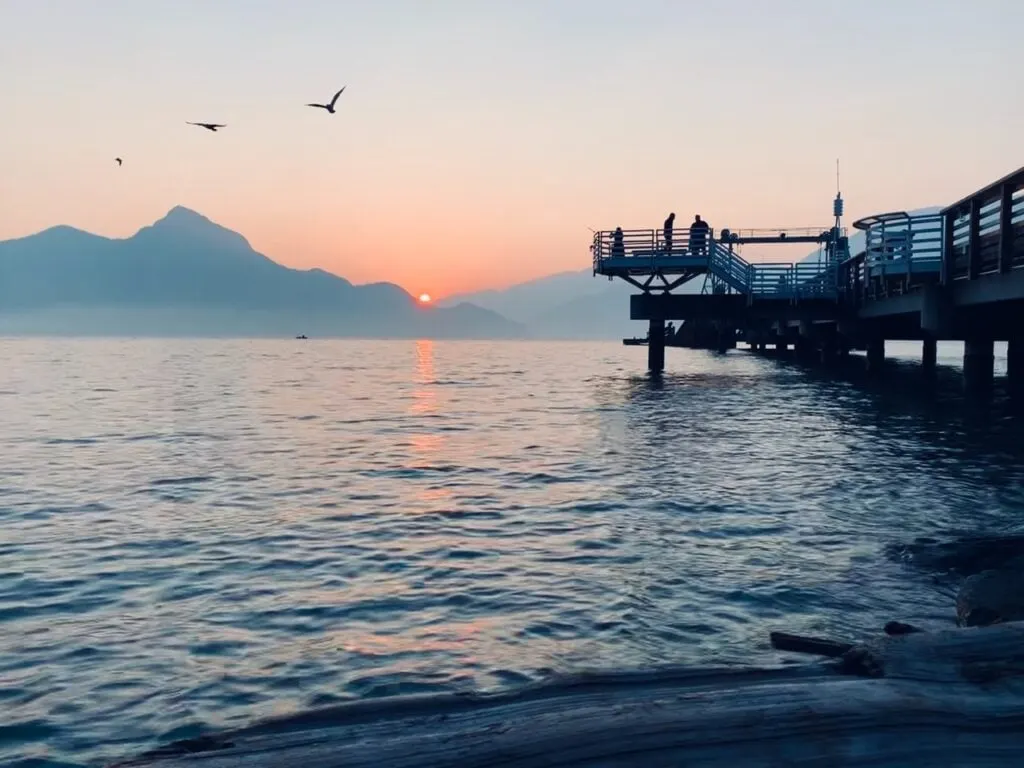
left=594, top=165, right=1024, bottom=382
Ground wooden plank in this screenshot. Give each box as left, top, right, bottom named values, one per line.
left=111, top=624, right=1024, bottom=768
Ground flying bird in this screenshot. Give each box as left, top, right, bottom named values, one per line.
left=187, top=122, right=226, bottom=132
left=115, top=157, right=122, bottom=166
left=306, top=86, right=345, bottom=114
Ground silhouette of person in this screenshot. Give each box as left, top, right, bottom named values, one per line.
left=663, top=212, right=676, bottom=254
left=690, top=214, right=710, bottom=256
left=612, top=227, right=625, bottom=259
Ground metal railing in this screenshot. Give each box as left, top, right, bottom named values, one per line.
left=591, top=227, right=712, bottom=267
left=591, top=167, right=1024, bottom=307
left=747, top=262, right=838, bottom=299
left=719, top=227, right=838, bottom=244
left=592, top=227, right=843, bottom=300
left=943, top=167, right=1024, bottom=280
left=853, top=211, right=944, bottom=278
left=708, top=243, right=751, bottom=293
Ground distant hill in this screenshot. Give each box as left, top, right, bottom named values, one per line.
left=440, top=268, right=712, bottom=339
left=441, top=207, right=943, bottom=339
left=0, top=207, right=524, bottom=338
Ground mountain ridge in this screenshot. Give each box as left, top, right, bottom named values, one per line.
left=0, top=207, right=524, bottom=339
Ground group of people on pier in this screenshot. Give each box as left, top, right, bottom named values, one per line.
left=610, top=213, right=711, bottom=259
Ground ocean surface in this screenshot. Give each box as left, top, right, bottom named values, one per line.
left=3, top=338, right=1024, bottom=767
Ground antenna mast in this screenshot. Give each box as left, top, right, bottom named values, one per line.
left=833, top=158, right=843, bottom=231
left=827, top=158, right=845, bottom=269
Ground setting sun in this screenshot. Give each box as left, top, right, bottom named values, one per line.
left=418, top=293, right=432, bottom=304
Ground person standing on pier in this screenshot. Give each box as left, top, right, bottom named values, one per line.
left=690, top=214, right=710, bottom=256
left=611, top=227, right=625, bottom=259
left=663, top=212, right=676, bottom=254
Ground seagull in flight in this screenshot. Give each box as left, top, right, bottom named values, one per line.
left=115, top=157, right=122, bottom=166
left=306, top=86, right=345, bottom=114
left=187, top=122, right=226, bottom=132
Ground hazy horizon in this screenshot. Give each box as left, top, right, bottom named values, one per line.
left=2, top=0, right=1021, bottom=299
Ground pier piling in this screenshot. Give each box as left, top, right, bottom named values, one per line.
left=866, top=339, right=885, bottom=372
left=922, top=337, right=937, bottom=371
left=963, top=338, right=995, bottom=387
left=1008, top=339, right=1024, bottom=391
left=648, top=319, right=665, bottom=373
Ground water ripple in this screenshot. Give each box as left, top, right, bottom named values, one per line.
left=1, top=338, right=1023, bottom=765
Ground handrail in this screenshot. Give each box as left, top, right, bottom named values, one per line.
left=592, top=168, right=1023, bottom=303
left=860, top=212, right=943, bottom=277
left=591, top=227, right=715, bottom=263
left=942, top=165, right=1024, bottom=216
left=592, top=227, right=847, bottom=300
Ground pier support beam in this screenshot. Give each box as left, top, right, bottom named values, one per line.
left=796, top=321, right=814, bottom=361
left=866, top=338, right=885, bottom=372
left=794, top=337, right=813, bottom=362
left=716, top=330, right=730, bottom=354
left=1009, top=339, right=1024, bottom=393
left=819, top=339, right=838, bottom=365
left=922, top=336, right=937, bottom=371
left=837, top=337, right=852, bottom=360
left=963, top=338, right=994, bottom=389
left=648, top=319, right=665, bottom=374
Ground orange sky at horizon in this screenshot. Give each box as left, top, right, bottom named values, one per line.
left=1, top=1, right=1020, bottom=300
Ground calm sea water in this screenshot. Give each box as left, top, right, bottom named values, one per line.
left=3, top=338, right=1024, bottom=766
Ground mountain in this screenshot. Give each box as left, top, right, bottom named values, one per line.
left=0, top=207, right=524, bottom=338
left=440, top=270, right=614, bottom=324
left=441, top=207, right=942, bottom=339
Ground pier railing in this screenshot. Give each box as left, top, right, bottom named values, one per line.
left=942, top=166, right=1024, bottom=282
left=591, top=168, right=1024, bottom=312
left=592, top=228, right=843, bottom=301
left=591, top=227, right=707, bottom=265
left=853, top=211, right=944, bottom=278
left=748, top=262, right=839, bottom=299
left=708, top=243, right=751, bottom=293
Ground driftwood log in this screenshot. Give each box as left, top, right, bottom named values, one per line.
left=112, top=622, right=1024, bottom=768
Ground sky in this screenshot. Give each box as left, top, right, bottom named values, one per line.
left=1, top=0, right=1021, bottom=299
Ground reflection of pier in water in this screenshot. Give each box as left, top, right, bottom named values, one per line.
left=593, top=166, right=1024, bottom=389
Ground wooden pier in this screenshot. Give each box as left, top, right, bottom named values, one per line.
left=593, top=166, right=1024, bottom=382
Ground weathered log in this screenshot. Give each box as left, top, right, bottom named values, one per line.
left=769, top=630, right=852, bottom=658
left=110, top=623, right=1024, bottom=768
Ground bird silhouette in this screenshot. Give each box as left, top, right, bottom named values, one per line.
left=115, top=157, right=122, bottom=166
left=306, top=86, right=345, bottom=114
left=187, top=122, right=226, bottom=132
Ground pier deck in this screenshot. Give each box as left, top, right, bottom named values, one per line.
left=594, top=166, right=1024, bottom=380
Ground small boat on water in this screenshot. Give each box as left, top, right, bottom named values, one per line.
left=624, top=322, right=675, bottom=346
left=295, top=334, right=308, bottom=340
